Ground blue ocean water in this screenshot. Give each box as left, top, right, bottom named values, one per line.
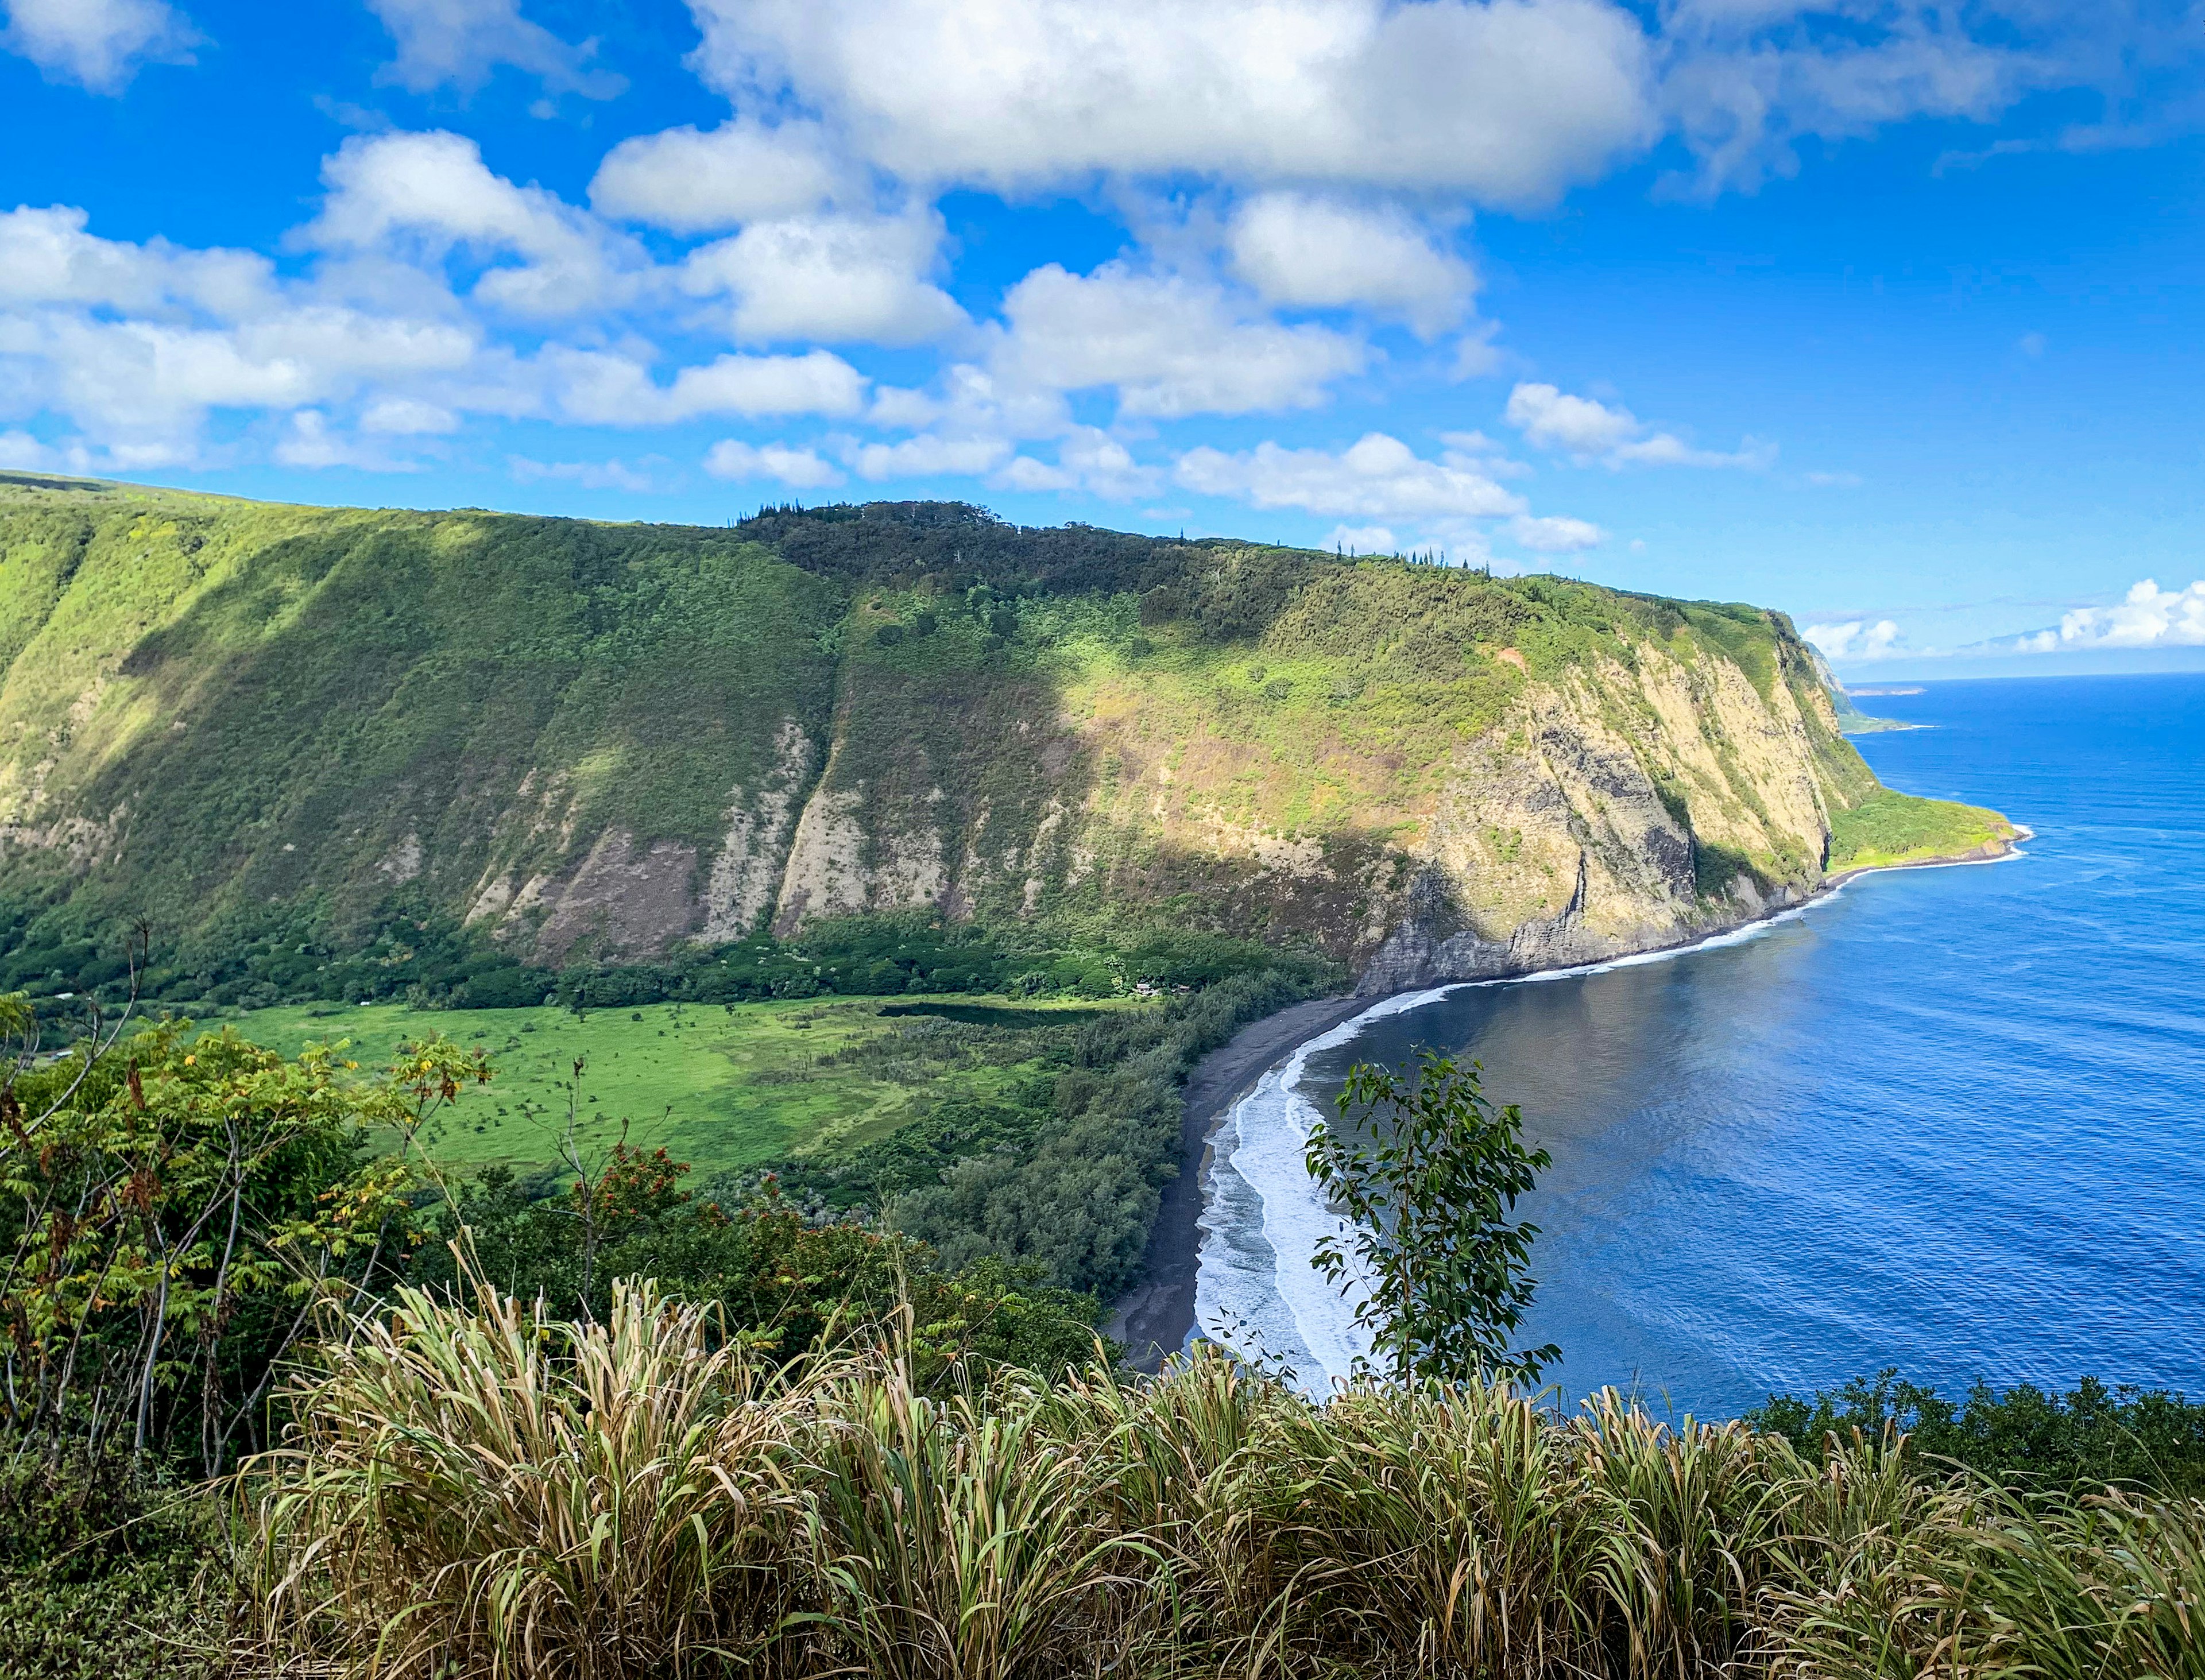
left=1194, top=674, right=2205, bottom=1416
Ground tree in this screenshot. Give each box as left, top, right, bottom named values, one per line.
left=0, top=1015, right=486, bottom=1470
left=1306, top=1050, right=1558, bottom=1385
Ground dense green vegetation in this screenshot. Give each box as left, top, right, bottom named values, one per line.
left=10, top=984, right=2205, bottom=1678
left=1827, top=786, right=2017, bottom=872
left=0, top=478, right=1901, bottom=1011
left=0, top=1445, right=228, bottom=1680
left=223, top=994, right=1138, bottom=1183
left=1750, top=1368, right=2205, bottom=1495
left=235, top=1295, right=2205, bottom=1680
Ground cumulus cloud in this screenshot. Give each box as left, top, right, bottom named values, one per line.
left=678, top=210, right=966, bottom=346
left=364, top=0, right=622, bottom=98
left=1506, top=381, right=1773, bottom=468
left=2014, top=579, right=2205, bottom=652
left=2, top=0, right=196, bottom=92
left=1174, top=432, right=1525, bottom=519
left=1226, top=193, right=1475, bottom=336
left=591, top=119, right=844, bottom=231
left=996, top=427, right=1160, bottom=498
left=360, top=396, right=459, bottom=435
left=685, top=0, right=1657, bottom=208
left=273, top=409, right=425, bottom=471
left=1804, top=618, right=1902, bottom=661
left=0, top=205, right=274, bottom=315
left=1508, top=512, right=1604, bottom=552
left=550, top=348, right=868, bottom=425
left=994, top=263, right=1365, bottom=417
left=841, top=432, right=1012, bottom=481
left=1325, top=523, right=1398, bottom=553
left=310, top=130, right=641, bottom=319
left=0, top=284, right=478, bottom=456
left=0, top=429, right=56, bottom=469
left=703, top=438, right=844, bottom=488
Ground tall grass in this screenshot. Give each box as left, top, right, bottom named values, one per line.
left=240, top=1285, right=2205, bottom=1679
left=251, top=1281, right=818, bottom=1678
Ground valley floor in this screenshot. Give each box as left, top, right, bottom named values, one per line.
left=216, top=993, right=1144, bottom=1183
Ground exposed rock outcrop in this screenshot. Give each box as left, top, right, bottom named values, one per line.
left=0, top=481, right=1901, bottom=984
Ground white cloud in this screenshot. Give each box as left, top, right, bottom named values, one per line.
left=0, top=429, right=54, bottom=469
left=274, top=409, right=420, bottom=471
left=994, top=262, right=1365, bottom=417
left=511, top=454, right=662, bottom=492
left=996, top=427, right=1160, bottom=498
left=1659, top=3, right=2065, bottom=196
left=842, top=432, right=1012, bottom=481
left=1804, top=618, right=1902, bottom=660
left=1226, top=193, right=1474, bottom=336
left=550, top=348, right=869, bottom=425
left=1611, top=431, right=1774, bottom=468
left=0, top=205, right=275, bottom=316
left=1506, top=381, right=1772, bottom=468
left=360, top=396, right=458, bottom=435
left=685, top=0, right=1656, bottom=208
left=1325, top=522, right=1397, bottom=553
left=865, top=362, right=1069, bottom=442
left=704, top=438, right=845, bottom=488
left=1174, top=432, right=1526, bottom=520
left=590, top=119, right=844, bottom=231
left=364, top=0, right=622, bottom=98
left=0, top=307, right=478, bottom=450
left=310, top=130, right=640, bottom=320
left=679, top=210, right=966, bottom=346
left=1508, top=512, right=1604, bottom=552
left=1506, top=382, right=1636, bottom=454
left=2028, top=579, right=2205, bottom=651
left=2, top=0, right=196, bottom=92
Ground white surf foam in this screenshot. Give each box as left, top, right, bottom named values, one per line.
left=1189, top=902, right=1847, bottom=1395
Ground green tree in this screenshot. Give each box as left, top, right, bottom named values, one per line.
left=1306, top=1050, right=1558, bottom=1385
left=0, top=1012, right=486, bottom=1470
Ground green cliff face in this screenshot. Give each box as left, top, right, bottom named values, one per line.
left=0, top=474, right=2006, bottom=993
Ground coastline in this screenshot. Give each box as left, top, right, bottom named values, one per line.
left=1102, top=826, right=2031, bottom=1371
left=1104, top=992, right=1376, bottom=1369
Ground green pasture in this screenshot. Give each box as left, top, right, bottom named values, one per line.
left=206, top=994, right=1142, bottom=1182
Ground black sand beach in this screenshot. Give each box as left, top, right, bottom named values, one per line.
left=1104, top=992, right=1374, bottom=1370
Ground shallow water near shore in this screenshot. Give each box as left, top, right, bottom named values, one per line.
left=1194, top=673, right=2205, bottom=1415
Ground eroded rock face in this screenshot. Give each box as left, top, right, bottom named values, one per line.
left=428, top=631, right=1855, bottom=986
left=0, top=481, right=1874, bottom=987
left=1345, top=648, right=1839, bottom=989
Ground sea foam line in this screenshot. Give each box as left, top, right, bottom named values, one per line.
left=1187, top=875, right=1962, bottom=1393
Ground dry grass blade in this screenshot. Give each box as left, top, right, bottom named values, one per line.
left=798, top=1355, right=1160, bottom=1680
left=246, top=1279, right=817, bottom=1680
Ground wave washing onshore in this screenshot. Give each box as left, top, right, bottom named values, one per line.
left=1180, top=838, right=2033, bottom=1395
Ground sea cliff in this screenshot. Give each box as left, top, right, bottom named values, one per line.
left=0, top=475, right=2009, bottom=990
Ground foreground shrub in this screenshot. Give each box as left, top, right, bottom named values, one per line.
left=0, top=1441, right=229, bottom=1679
left=238, top=1282, right=2205, bottom=1680
left=252, top=1280, right=820, bottom=1679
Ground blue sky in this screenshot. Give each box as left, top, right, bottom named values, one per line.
left=3, top=0, right=2202, bottom=673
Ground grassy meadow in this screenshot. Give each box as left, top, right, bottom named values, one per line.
left=208, top=994, right=1143, bottom=1182
left=1827, top=786, right=2019, bottom=872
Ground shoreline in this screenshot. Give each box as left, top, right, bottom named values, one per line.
left=1102, top=827, right=2031, bottom=1371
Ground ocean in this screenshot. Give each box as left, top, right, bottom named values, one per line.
left=1192, top=673, right=2205, bottom=1416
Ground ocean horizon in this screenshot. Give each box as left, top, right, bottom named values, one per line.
left=1194, top=671, right=2205, bottom=1415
